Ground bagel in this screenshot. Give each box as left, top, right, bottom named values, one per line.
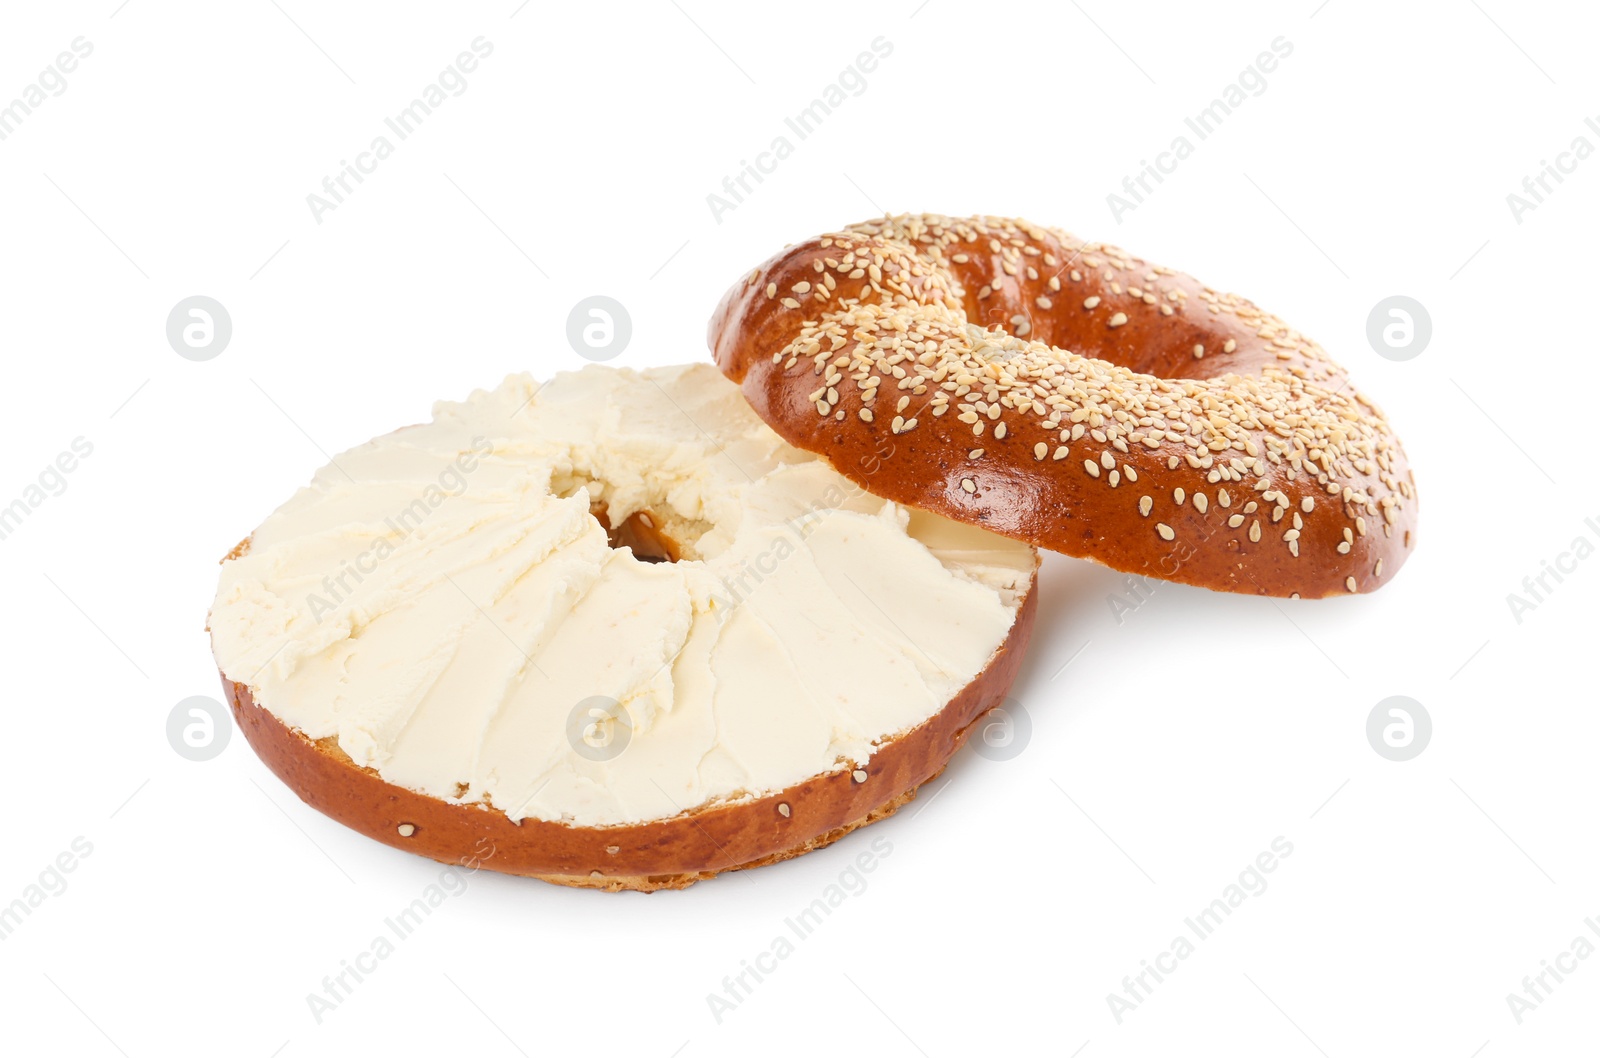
left=710, top=213, right=1417, bottom=598
left=209, top=363, right=1038, bottom=891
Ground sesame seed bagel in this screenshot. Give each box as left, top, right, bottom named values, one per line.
left=710, top=213, right=1417, bottom=598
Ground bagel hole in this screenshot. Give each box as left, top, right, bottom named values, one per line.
left=556, top=473, right=711, bottom=563
left=597, top=505, right=679, bottom=564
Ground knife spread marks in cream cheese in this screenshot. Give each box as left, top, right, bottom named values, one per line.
left=210, top=364, right=1035, bottom=827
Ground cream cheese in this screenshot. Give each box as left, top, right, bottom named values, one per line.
left=210, top=363, right=1035, bottom=827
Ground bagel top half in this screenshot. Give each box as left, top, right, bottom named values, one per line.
left=710, top=213, right=1417, bottom=598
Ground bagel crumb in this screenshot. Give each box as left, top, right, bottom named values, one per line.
left=397, top=824, right=415, bottom=837
left=606, top=845, right=620, bottom=854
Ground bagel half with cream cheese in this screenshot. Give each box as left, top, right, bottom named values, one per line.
left=209, top=364, right=1037, bottom=891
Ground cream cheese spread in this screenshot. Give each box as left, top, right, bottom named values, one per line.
left=210, top=363, right=1035, bottom=827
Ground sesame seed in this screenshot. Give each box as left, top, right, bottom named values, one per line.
left=1194, top=493, right=1208, bottom=513
left=961, top=478, right=977, bottom=493
left=1173, top=487, right=1185, bottom=504
left=1101, top=451, right=1116, bottom=469
left=397, top=824, right=415, bottom=837
left=1301, top=496, right=1314, bottom=513
left=859, top=408, right=873, bottom=422
left=1084, top=460, right=1100, bottom=478
left=1249, top=520, right=1261, bottom=542
left=1156, top=523, right=1175, bottom=541
left=1053, top=446, right=1069, bottom=460
left=1083, top=296, right=1101, bottom=309
left=1035, top=442, right=1048, bottom=460
left=1346, top=576, right=1358, bottom=592
left=1108, top=312, right=1129, bottom=328
left=765, top=283, right=777, bottom=299
left=1228, top=514, right=1245, bottom=527
left=778, top=803, right=791, bottom=817
left=970, top=448, right=984, bottom=459
left=1139, top=495, right=1153, bottom=517
left=852, top=769, right=868, bottom=783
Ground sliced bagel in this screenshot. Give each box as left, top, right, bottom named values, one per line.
left=209, top=364, right=1038, bottom=890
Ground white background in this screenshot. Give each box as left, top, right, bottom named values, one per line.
left=1, top=1, right=1595, bottom=1055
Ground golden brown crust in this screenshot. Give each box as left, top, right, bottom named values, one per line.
left=223, top=565, right=1037, bottom=892
left=710, top=213, right=1417, bottom=598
